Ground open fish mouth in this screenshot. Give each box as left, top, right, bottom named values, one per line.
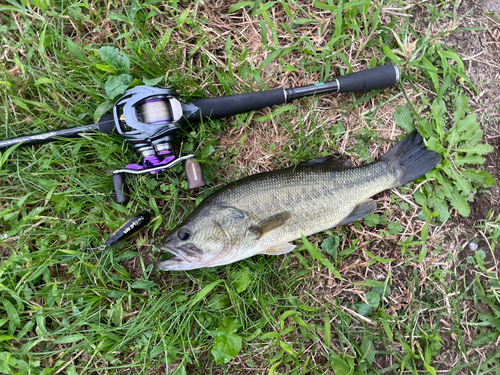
left=154, top=243, right=204, bottom=271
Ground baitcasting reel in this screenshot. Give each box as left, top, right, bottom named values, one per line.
left=0, top=65, right=400, bottom=204
left=109, top=86, right=205, bottom=203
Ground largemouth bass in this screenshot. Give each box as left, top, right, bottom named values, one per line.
left=155, top=130, right=440, bottom=271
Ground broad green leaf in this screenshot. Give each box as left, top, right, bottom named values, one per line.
left=438, top=50, right=465, bottom=72
left=65, top=37, right=84, bottom=60
left=365, top=292, right=380, bottom=308
left=422, top=57, right=439, bottom=93
left=99, top=46, right=130, bottom=73
left=453, top=155, right=486, bottom=167
left=382, top=320, right=393, bottom=343
left=329, top=353, right=352, bottom=375
left=155, top=29, right=173, bottom=53
left=324, top=313, right=331, bottom=347
left=419, top=244, right=428, bottom=263
left=442, top=181, right=470, bottom=217
left=53, top=334, right=86, bottom=344
left=131, top=280, right=156, bottom=290
left=301, top=235, right=322, bottom=261
left=321, top=236, right=340, bottom=256
left=254, top=104, right=295, bottom=122
left=211, top=318, right=242, bottom=364
left=455, top=143, right=493, bottom=156
left=356, top=302, right=372, bottom=316
left=382, top=45, right=403, bottom=64
left=105, top=74, right=133, bottom=100
left=361, top=338, right=375, bottom=364
left=452, top=94, right=469, bottom=124
left=35, top=77, right=54, bottom=85
left=394, top=106, right=415, bottom=132
left=423, top=362, right=437, bottom=375
left=189, top=280, right=222, bottom=308
left=335, top=0, right=344, bottom=37
left=354, top=280, right=385, bottom=288
left=2, top=300, right=20, bottom=328
left=431, top=99, right=446, bottom=140
left=313, top=1, right=338, bottom=11
left=231, top=268, right=252, bottom=293
left=143, top=77, right=163, bottom=86
left=227, top=1, right=255, bottom=13
left=322, top=258, right=342, bottom=280
left=279, top=340, right=295, bottom=354
left=454, top=114, right=478, bottom=136
left=260, top=332, right=280, bottom=340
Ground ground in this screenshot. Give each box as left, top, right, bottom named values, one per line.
left=1, top=0, right=500, bottom=374
left=448, top=0, right=500, bottom=299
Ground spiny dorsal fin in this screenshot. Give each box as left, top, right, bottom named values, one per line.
left=260, top=242, right=296, bottom=255
left=337, top=199, right=377, bottom=226
left=248, top=212, right=292, bottom=240
left=298, top=155, right=352, bottom=169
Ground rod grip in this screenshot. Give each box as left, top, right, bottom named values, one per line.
left=337, top=65, right=400, bottom=93
left=187, top=88, right=286, bottom=121
left=113, top=173, right=130, bottom=204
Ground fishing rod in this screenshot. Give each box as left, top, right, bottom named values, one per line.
left=0, top=65, right=400, bottom=204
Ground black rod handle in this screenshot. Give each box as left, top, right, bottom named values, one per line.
left=336, top=65, right=399, bottom=93
left=186, top=88, right=286, bottom=122
left=185, top=65, right=399, bottom=122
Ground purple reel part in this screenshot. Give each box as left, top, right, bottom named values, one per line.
left=126, top=151, right=176, bottom=174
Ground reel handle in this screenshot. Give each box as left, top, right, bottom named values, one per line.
left=113, top=173, right=130, bottom=204
left=185, top=159, right=206, bottom=189
left=112, top=156, right=206, bottom=204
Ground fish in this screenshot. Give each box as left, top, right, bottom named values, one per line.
left=154, top=130, right=440, bottom=271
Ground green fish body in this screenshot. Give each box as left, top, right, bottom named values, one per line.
left=155, top=130, right=440, bottom=271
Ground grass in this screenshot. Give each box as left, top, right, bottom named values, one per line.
left=1, top=0, right=499, bottom=374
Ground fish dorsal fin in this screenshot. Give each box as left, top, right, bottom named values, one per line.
left=298, top=155, right=352, bottom=169
left=337, top=199, right=377, bottom=226
left=260, top=242, right=296, bottom=255
left=248, top=212, right=292, bottom=240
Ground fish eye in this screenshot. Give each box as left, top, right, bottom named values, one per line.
left=178, top=228, right=191, bottom=241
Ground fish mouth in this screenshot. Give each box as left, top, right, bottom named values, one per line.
left=154, top=243, right=204, bottom=271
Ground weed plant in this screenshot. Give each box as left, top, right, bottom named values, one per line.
left=1, top=0, right=499, bottom=374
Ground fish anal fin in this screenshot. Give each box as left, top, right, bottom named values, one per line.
left=249, top=212, right=292, bottom=239
left=260, top=242, right=296, bottom=255
left=337, top=199, right=377, bottom=226
left=299, top=155, right=352, bottom=169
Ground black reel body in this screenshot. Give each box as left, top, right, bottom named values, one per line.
left=111, top=86, right=204, bottom=203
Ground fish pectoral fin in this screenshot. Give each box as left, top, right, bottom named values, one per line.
left=260, top=242, right=296, bottom=255
left=248, top=211, right=292, bottom=240
left=337, top=199, right=377, bottom=226
left=298, top=155, right=352, bottom=169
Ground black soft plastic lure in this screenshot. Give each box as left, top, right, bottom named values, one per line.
left=105, top=210, right=152, bottom=248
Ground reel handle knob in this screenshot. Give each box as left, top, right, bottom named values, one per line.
left=113, top=173, right=130, bottom=204
left=185, top=159, right=206, bottom=189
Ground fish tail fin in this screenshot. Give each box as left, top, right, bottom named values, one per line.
left=380, top=130, right=441, bottom=186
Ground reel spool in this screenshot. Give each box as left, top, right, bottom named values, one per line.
left=111, top=86, right=205, bottom=204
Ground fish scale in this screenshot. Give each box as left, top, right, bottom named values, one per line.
left=155, top=130, right=441, bottom=271
left=217, top=163, right=401, bottom=254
